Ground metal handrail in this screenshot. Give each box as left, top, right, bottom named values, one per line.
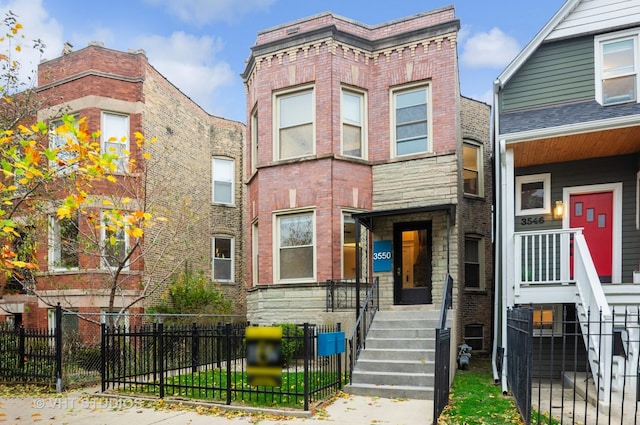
left=347, top=277, right=379, bottom=382
left=438, top=273, right=453, bottom=330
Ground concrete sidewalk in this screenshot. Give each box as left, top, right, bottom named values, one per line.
left=0, top=387, right=433, bottom=425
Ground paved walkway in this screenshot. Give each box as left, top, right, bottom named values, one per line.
left=0, top=387, right=433, bottom=425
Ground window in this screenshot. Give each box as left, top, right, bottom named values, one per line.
left=251, top=108, right=258, bottom=173
left=101, top=214, right=128, bottom=270
left=276, top=211, right=315, bottom=281
left=49, top=214, right=79, bottom=270
left=276, top=88, right=314, bottom=160
left=393, top=85, right=429, bottom=156
left=343, top=214, right=356, bottom=279
left=515, top=173, right=551, bottom=216
left=341, top=89, right=365, bottom=158
left=101, top=112, right=129, bottom=173
left=464, top=324, right=484, bottom=351
left=533, top=306, right=558, bottom=336
left=213, top=236, right=234, bottom=281
left=101, top=309, right=130, bottom=329
left=595, top=30, right=639, bottom=106
left=464, top=237, right=483, bottom=289
left=49, top=118, right=79, bottom=174
left=212, top=157, right=234, bottom=205
left=463, top=143, right=482, bottom=196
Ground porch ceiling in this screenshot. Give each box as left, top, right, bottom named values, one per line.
left=511, top=126, right=640, bottom=168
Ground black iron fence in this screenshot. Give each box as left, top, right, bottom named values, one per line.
left=507, top=305, right=640, bottom=425
left=433, top=327, right=451, bottom=424
left=0, top=323, right=58, bottom=384
left=101, top=322, right=344, bottom=411
left=325, top=279, right=372, bottom=312
left=507, top=306, right=533, bottom=424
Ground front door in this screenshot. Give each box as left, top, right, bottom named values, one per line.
left=393, top=221, right=432, bottom=304
left=570, top=191, right=613, bottom=283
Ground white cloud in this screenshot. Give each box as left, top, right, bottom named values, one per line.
left=144, top=0, right=276, bottom=26
left=461, top=27, right=520, bottom=69
left=137, top=32, right=235, bottom=115
left=0, top=0, right=64, bottom=87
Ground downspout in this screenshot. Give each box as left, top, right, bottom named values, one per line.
left=499, top=138, right=509, bottom=395
left=490, top=78, right=502, bottom=385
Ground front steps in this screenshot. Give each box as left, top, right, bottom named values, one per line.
left=344, top=307, right=442, bottom=400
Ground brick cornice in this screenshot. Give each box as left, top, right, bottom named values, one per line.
left=37, top=69, right=144, bottom=93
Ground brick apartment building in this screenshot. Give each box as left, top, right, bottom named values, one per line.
left=242, top=7, right=492, bottom=351
left=0, top=43, right=245, bottom=331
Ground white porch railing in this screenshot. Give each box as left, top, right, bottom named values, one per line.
left=514, top=228, right=614, bottom=405
left=573, top=232, right=613, bottom=406
left=514, top=228, right=575, bottom=289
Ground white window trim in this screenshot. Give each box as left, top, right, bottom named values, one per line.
left=390, top=82, right=432, bottom=158
left=532, top=305, right=562, bottom=337
left=212, top=235, right=234, bottom=282
left=515, top=173, right=551, bottom=216
left=594, top=28, right=640, bottom=106
left=49, top=117, right=79, bottom=175
left=464, top=236, right=484, bottom=291
left=273, top=209, right=316, bottom=283
left=273, top=85, right=316, bottom=161
left=463, top=141, right=484, bottom=197
left=48, top=215, right=79, bottom=272
left=101, top=111, right=130, bottom=174
left=340, top=87, right=367, bottom=159
left=212, top=157, right=235, bottom=206
left=100, top=211, right=130, bottom=271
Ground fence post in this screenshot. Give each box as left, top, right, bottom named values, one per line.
left=303, top=323, right=310, bottom=411
left=191, top=322, right=199, bottom=374
left=158, top=322, right=164, bottom=399
left=337, top=323, right=343, bottom=389
left=225, top=323, right=232, bottom=405
left=216, top=323, right=223, bottom=369
left=18, top=326, right=25, bottom=373
left=101, top=322, right=106, bottom=392
left=55, top=303, right=63, bottom=392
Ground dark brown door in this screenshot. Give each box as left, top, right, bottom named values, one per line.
left=393, top=221, right=432, bottom=304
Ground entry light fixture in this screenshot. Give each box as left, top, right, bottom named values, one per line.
left=553, top=200, right=564, bottom=220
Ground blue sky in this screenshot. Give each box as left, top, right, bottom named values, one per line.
left=3, top=0, right=566, bottom=123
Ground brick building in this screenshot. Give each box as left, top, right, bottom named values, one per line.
left=242, top=8, right=492, bottom=351
left=0, top=43, right=245, bottom=330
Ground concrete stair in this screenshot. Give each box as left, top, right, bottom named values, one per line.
left=344, top=307, right=441, bottom=400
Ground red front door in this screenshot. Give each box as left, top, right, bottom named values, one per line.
left=570, top=192, right=613, bottom=283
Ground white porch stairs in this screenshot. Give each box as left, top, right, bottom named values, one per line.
left=344, top=307, right=444, bottom=400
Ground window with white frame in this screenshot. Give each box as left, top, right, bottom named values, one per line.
left=251, top=108, right=258, bottom=174
left=464, top=236, right=483, bottom=289
left=276, top=211, right=315, bottom=281
left=463, top=142, right=482, bottom=196
left=341, top=89, right=365, bottom=158
left=595, top=30, right=639, bottom=106
left=213, top=236, right=233, bottom=281
left=49, top=118, right=79, bottom=174
left=275, top=88, right=314, bottom=160
left=101, top=214, right=128, bottom=270
left=101, top=112, right=129, bottom=173
left=515, top=173, right=551, bottom=216
left=212, top=157, right=234, bottom=205
left=392, top=84, right=430, bottom=156
left=49, top=214, right=79, bottom=271
left=101, top=309, right=130, bottom=329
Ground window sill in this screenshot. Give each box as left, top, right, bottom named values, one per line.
left=212, top=202, right=236, bottom=208
left=464, top=288, right=487, bottom=294
left=463, top=193, right=485, bottom=201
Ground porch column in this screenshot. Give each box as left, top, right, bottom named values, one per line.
left=355, top=216, right=361, bottom=320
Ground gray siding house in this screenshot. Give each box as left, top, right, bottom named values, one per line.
left=493, top=0, right=640, bottom=406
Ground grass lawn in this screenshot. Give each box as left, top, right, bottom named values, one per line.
left=120, top=369, right=344, bottom=410
left=438, top=356, right=525, bottom=425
